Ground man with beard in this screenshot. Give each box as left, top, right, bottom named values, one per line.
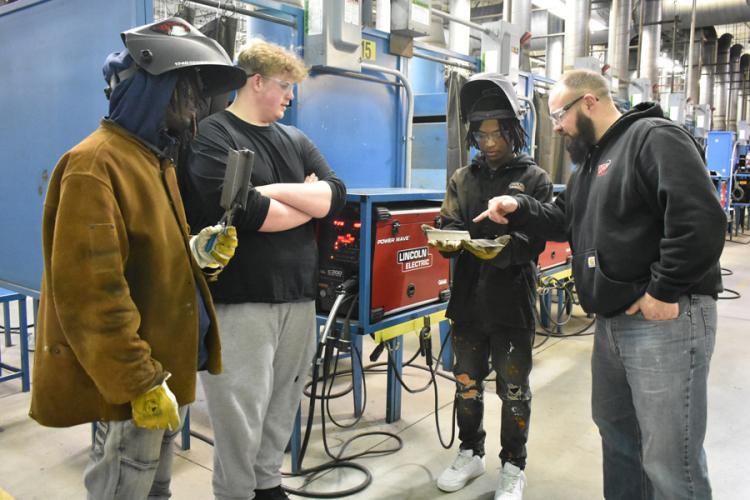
left=432, top=73, right=552, bottom=500
left=183, top=39, right=346, bottom=500
left=30, top=18, right=244, bottom=499
left=475, top=69, right=726, bottom=499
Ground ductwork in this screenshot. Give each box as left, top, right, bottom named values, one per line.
left=728, top=43, right=743, bottom=131
left=663, top=0, right=750, bottom=29
left=509, top=0, right=531, bottom=71
left=713, top=33, right=732, bottom=130
left=545, top=16, right=565, bottom=80
left=509, top=0, right=531, bottom=33
left=607, top=0, right=633, bottom=98
left=699, top=28, right=717, bottom=108
left=526, top=10, right=565, bottom=79
left=739, top=54, right=750, bottom=123
left=448, top=0, right=470, bottom=55
left=687, top=29, right=702, bottom=104
left=639, top=0, right=661, bottom=89
left=564, top=0, right=591, bottom=70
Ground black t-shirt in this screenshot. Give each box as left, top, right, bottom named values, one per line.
left=184, top=110, right=346, bottom=303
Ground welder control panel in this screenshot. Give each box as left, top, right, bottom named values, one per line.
left=317, top=202, right=451, bottom=322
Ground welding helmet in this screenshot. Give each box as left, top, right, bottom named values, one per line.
left=460, top=72, right=525, bottom=123
left=118, top=17, right=246, bottom=97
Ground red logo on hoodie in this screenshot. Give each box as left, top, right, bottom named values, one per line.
left=597, top=160, right=611, bottom=177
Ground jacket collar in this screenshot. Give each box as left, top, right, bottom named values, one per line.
left=101, top=119, right=172, bottom=163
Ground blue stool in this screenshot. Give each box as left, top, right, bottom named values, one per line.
left=0, top=288, right=30, bottom=392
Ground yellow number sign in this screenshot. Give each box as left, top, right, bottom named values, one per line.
left=361, top=39, right=376, bottom=62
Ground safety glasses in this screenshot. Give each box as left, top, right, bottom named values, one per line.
left=549, top=94, right=585, bottom=125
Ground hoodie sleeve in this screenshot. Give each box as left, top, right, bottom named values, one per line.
left=636, top=125, right=726, bottom=302
left=511, top=189, right=568, bottom=242
left=489, top=170, right=554, bottom=269
left=440, top=171, right=467, bottom=231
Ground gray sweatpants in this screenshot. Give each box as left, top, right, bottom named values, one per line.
left=200, top=301, right=316, bottom=500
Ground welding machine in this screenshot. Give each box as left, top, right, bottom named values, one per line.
left=317, top=202, right=451, bottom=322
left=538, top=241, right=571, bottom=271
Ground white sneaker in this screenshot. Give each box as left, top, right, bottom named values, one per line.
left=494, top=462, right=526, bottom=500
left=436, top=449, right=486, bottom=492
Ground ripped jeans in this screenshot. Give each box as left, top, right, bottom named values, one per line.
left=451, top=322, right=534, bottom=469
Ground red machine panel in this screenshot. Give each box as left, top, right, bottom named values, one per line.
left=370, top=207, right=450, bottom=320
left=538, top=240, right=571, bottom=271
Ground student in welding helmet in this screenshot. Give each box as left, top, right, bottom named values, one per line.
left=30, top=17, right=246, bottom=499
left=183, top=39, right=346, bottom=500
left=431, top=73, right=552, bottom=500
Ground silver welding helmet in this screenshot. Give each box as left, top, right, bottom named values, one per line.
left=121, top=17, right=247, bottom=96
left=460, top=72, right=525, bottom=123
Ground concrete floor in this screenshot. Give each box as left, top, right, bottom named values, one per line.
left=1, top=239, right=749, bottom=499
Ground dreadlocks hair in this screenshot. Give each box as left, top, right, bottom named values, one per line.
left=467, top=117, right=528, bottom=155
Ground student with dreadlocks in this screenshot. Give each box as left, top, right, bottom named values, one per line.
left=431, top=73, right=552, bottom=500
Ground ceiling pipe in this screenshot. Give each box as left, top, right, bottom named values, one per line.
left=564, top=0, right=591, bottom=70
left=728, top=43, right=743, bottom=131
left=639, top=0, right=661, bottom=91
left=607, top=0, right=633, bottom=99
left=510, top=0, right=532, bottom=71
left=663, top=0, right=750, bottom=28
left=713, top=33, right=733, bottom=130
left=546, top=13, right=564, bottom=79
left=699, top=28, right=717, bottom=109
left=739, top=54, right=750, bottom=123
left=685, top=0, right=699, bottom=103
left=448, top=0, right=471, bottom=55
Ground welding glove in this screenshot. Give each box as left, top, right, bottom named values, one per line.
left=423, top=224, right=465, bottom=254
left=190, top=225, right=238, bottom=269
left=462, top=235, right=512, bottom=260
left=427, top=239, right=464, bottom=253
left=131, top=373, right=180, bottom=431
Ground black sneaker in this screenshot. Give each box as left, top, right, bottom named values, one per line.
left=254, top=485, right=290, bottom=500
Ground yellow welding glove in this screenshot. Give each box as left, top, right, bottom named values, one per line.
left=131, top=374, right=180, bottom=431
left=462, top=235, right=512, bottom=260
left=423, top=224, right=465, bottom=254
left=190, top=225, right=238, bottom=268
left=427, top=239, right=464, bottom=253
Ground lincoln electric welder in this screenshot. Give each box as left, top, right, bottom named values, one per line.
left=317, top=202, right=450, bottom=322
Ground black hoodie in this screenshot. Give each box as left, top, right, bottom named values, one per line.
left=440, top=153, right=553, bottom=329
left=511, top=102, right=725, bottom=316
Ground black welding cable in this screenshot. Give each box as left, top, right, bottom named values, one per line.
left=719, top=288, right=741, bottom=300
left=284, top=341, right=402, bottom=498
left=381, top=324, right=457, bottom=448
left=534, top=278, right=595, bottom=339
left=718, top=268, right=742, bottom=299
left=284, top=292, right=408, bottom=498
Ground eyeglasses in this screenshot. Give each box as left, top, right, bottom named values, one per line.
left=262, top=75, right=294, bottom=93
left=549, top=95, right=585, bottom=125
left=472, top=130, right=505, bottom=144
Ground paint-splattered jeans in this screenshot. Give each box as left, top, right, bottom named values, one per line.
left=592, top=294, right=716, bottom=500
left=451, top=322, right=534, bottom=469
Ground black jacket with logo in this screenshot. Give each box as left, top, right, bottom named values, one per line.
left=511, top=103, right=725, bottom=316
left=440, top=153, right=553, bottom=329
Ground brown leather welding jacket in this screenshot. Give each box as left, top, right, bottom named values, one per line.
left=30, top=120, right=221, bottom=427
